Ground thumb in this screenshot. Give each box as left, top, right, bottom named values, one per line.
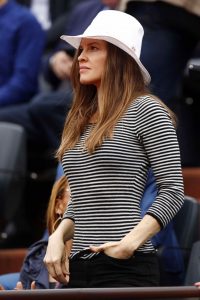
left=14, top=281, right=23, bottom=290
left=31, top=281, right=36, bottom=289
left=89, top=245, right=104, bottom=253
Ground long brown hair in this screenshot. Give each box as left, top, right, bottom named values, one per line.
left=46, top=175, right=68, bottom=234
left=57, top=42, right=176, bottom=159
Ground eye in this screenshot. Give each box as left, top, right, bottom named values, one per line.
left=90, top=45, right=98, bottom=51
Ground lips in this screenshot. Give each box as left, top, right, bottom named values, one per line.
left=79, top=65, right=90, bottom=72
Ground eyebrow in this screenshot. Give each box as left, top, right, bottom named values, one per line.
left=80, top=41, right=101, bottom=47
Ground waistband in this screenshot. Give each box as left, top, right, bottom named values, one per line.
left=70, top=248, right=157, bottom=260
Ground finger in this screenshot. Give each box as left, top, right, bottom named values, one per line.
left=54, top=272, right=68, bottom=284
left=44, top=253, right=68, bottom=283
left=46, top=263, right=67, bottom=283
left=54, top=262, right=68, bottom=284
left=31, top=281, right=36, bottom=290
left=90, top=245, right=104, bottom=253
left=46, top=263, right=58, bottom=280
left=65, top=273, right=70, bottom=283
left=14, top=281, right=23, bottom=290
left=90, top=241, right=118, bottom=253
left=64, top=255, right=70, bottom=283
left=61, top=258, right=69, bottom=275
left=61, top=259, right=70, bottom=283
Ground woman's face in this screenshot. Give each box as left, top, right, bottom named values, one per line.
left=78, top=38, right=107, bottom=88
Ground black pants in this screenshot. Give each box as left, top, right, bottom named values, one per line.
left=67, top=252, right=160, bottom=288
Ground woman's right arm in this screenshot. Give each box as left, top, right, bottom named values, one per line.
left=44, top=218, right=74, bottom=284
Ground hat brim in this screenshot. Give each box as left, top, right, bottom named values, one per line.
left=61, top=34, right=151, bottom=84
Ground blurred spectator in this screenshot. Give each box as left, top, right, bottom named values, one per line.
left=124, top=0, right=200, bottom=166
left=0, top=0, right=121, bottom=249
left=16, top=0, right=70, bottom=30
left=124, top=0, right=200, bottom=107
left=0, top=175, right=72, bottom=290
left=0, top=0, right=122, bottom=155
left=16, top=0, right=90, bottom=50
left=0, top=0, right=45, bottom=107
left=43, top=0, right=122, bottom=89
left=16, top=0, right=86, bottom=30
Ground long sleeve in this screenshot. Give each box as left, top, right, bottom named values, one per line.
left=135, top=96, right=184, bottom=227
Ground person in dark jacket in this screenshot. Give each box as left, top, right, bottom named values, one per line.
left=0, top=175, right=72, bottom=290
left=16, top=0, right=86, bottom=49
left=0, top=0, right=45, bottom=107
left=0, top=0, right=120, bottom=153
left=0, top=0, right=120, bottom=250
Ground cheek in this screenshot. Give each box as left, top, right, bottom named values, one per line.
left=98, top=58, right=107, bottom=76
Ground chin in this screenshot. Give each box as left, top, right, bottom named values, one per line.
left=80, top=79, right=93, bottom=85
left=80, top=77, right=99, bottom=87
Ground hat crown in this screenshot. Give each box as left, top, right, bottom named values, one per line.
left=60, top=10, right=150, bottom=84
left=83, top=10, right=144, bottom=58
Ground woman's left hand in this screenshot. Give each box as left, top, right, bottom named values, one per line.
left=90, top=241, right=133, bottom=259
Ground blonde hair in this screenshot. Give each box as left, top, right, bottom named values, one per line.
left=57, top=43, right=176, bottom=159
left=46, top=175, right=68, bottom=234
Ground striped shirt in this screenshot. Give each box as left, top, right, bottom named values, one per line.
left=62, top=96, right=184, bottom=258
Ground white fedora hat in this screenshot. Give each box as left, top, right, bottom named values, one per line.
left=61, top=10, right=151, bottom=84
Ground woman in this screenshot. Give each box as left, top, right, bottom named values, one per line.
left=0, top=175, right=71, bottom=290
left=44, top=10, right=184, bottom=287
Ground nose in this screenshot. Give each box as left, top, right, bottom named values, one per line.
left=78, top=49, right=87, bottom=62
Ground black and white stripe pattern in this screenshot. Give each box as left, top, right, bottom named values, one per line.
left=62, top=96, right=184, bottom=258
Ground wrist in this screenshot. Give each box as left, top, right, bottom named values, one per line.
left=119, top=238, right=136, bottom=257
left=120, top=233, right=140, bottom=254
